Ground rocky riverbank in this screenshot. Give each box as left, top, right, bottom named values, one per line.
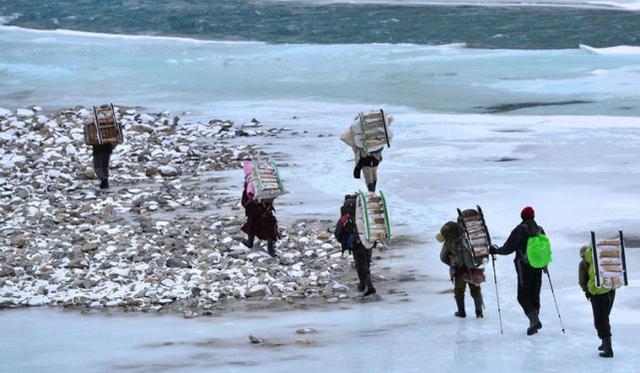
left=0, top=105, right=375, bottom=316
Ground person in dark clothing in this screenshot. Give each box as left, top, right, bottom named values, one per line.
left=437, top=221, right=484, bottom=318
left=489, top=206, right=545, bottom=335
left=579, top=244, right=616, bottom=358
left=92, top=144, right=114, bottom=189
left=352, top=241, right=375, bottom=295
left=241, top=185, right=279, bottom=257
left=335, top=194, right=376, bottom=296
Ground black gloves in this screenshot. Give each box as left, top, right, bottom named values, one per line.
left=489, top=244, right=499, bottom=255
left=584, top=292, right=591, bottom=301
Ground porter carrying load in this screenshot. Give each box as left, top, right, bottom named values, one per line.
left=243, top=160, right=287, bottom=202
left=340, top=109, right=393, bottom=192
left=83, top=103, right=124, bottom=145
left=459, top=206, right=503, bottom=333
left=590, top=231, right=628, bottom=290
left=355, top=190, right=391, bottom=248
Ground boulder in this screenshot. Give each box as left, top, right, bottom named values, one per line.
left=158, top=166, right=179, bottom=177
left=247, top=284, right=271, bottom=298
left=166, top=257, right=191, bottom=269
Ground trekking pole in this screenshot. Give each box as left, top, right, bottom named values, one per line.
left=545, top=267, right=566, bottom=334
left=491, top=254, right=504, bottom=335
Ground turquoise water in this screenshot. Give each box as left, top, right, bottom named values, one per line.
left=1, top=0, right=640, bottom=48
left=1, top=27, right=639, bottom=115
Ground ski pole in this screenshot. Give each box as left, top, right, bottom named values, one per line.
left=545, top=268, right=566, bottom=334
left=491, top=254, right=504, bottom=335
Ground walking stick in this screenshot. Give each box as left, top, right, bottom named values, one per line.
left=545, top=267, right=566, bottom=334
left=491, top=254, right=504, bottom=335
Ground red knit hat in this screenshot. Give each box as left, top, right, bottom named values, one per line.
left=521, top=206, right=535, bottom=220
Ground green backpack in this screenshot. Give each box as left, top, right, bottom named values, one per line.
left=526, top=233, right=552, bottom=268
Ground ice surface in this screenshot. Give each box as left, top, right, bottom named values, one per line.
left=1, top=26, right=640, bottom=116
left=580, top=44, right=640, bottom=54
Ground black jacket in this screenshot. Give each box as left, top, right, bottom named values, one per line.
left=495, top=219, right=545, bottom=264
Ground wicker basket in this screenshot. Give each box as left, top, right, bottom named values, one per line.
left=84, top=104, right=124, bottom=145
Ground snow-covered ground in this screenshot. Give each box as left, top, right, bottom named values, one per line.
left=1, top=24, right=640, bottom=372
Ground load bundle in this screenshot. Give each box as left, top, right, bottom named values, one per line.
left=590, top=231, right=628, bottom=289
left=243, top=160, right=287, bottom=202
left=83, top=103, right=124, bottom=145
left=358, top=110, right=391, bottom=153
left=341, top=109, right=392, bottom=154
left=355, top=190, right=391, bottom=247
left=457, top=206, right=491, bottom=265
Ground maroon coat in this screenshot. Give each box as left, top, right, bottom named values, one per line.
left=241, top=189, right=279, bottom=241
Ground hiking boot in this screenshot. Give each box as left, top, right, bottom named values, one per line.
left=357, top=280, right=366, bottom=292
left=363, top=278, right=376, bottom=296
left=598, top=339, right=604, bottom=351
left=267, top=240, right=277, bottom=257
left=472, top=293, right=484, bottom=319
left=535, top=309, right=543, bottom=330
left=367, top=183, right=375, bottom=192
left=99, top=179, right=109, bottom=189
left=526, top=311, right=542, bottom=335
left=599, top=337, right=613, bottom=358
left=455, top=296, right=466, bottom=318
left=242, top=238, right=254, bottom=249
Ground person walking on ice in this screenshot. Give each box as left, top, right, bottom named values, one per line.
left=579, top=244, right=616, bottom=357
left=335, top=194, right=377, bottom=296
left=490, top=206, right=551, bottom=335
left=241, top=181, right=280, bottom=257
left=340, top=110, right=393, bottom=192
left=437, top=220, right=485, bottom=318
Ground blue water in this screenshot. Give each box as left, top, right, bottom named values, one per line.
left=1, top=0, right=640, bottom=49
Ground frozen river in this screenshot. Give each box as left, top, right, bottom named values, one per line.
left=2, top=112, right=640, bottom=372
left=1, top=16, right=640, bottom=372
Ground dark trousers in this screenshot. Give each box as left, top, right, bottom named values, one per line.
left=516, top=262, right=542, bottom=315
left=453, top=275, right=483, bottom=310
left=590, top=291, right=615, bottom=339
left=92, top=144, right=112, bottom=181
left=352, top=245, right=373, bottom=287
left=245, top=234, right=274, bottom=251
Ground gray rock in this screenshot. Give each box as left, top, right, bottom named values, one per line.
left=67, top=257, right=89, bottom=269
left=10, top=235, right=26, bottom=248
left=84, top=167, right=97, bottom=180
left=296, top=327, right=317, bottom=335
left=15, top=188, right=29, bottom=199
left=247, top=284, right=271, bottom=298
left=166, top=257, right=191, bottom=269
left=81, top=242, right=100, bottom=252
left=158, top=166, right=179, bottom=177
left=0, top=266, right=16, bottom=277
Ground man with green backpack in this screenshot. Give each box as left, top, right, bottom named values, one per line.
left=490, top=206, right=553, bottom=335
